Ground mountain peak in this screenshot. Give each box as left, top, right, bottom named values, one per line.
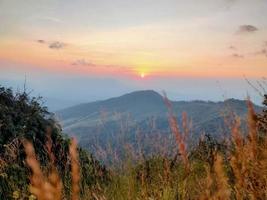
left=57, top=90, right=166, bottom=121
left=105, top=90, right=164, bottom=108
left=121, top=90, right=162, bottom=99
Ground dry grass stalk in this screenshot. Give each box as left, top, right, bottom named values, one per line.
left=23, top=140, right=62, bottom=200
left=247, top=100, right=258, bottom=159
left=46, top=129, right=63, bottom=200
left=230, top=116, right=247, bottom=199
left=199, top=100, right=267, bottom=200
left=23, top=136, right=81, bottom=200
left=200, top=166, right=213, bottom=200
left=200, top=154, right=230, bottom=200
left=213, top=154, right=230, bottom=199
left=163, top=93, right=190, bottom=172
left=70, top=138, right=80, bottom=200
left=229, top=100, right=267, bottom=200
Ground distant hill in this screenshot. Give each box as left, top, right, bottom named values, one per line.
left=58, top=90, right=165, bottom=127
left=56, top=90, right=262, bottom=158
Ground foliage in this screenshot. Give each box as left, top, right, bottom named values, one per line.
left=94, top=96, right=267, bottom=200
left=0, top=86, right=108, bottom=199
left=1, top=85, right=267, bottom=200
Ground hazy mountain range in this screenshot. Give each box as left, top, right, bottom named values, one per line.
left=56, top=90, right=262, bottom=157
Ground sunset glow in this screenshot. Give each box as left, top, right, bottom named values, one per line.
left=0, top=0, right=266, bottom=107
left=1, top=1, right=267, bottom=198
left=0, top=0, right=266, bottom=80
left=140, top=73, right=145, bottom=79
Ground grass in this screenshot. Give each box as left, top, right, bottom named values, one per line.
left=23, top=138, right=79, bottom=200
left=1, top=97, right=266, bottom=199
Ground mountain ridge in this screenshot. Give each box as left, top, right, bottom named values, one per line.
left=57, top=90, right=257, bottom=114
left=55, top=90, right=262, bottom=157
left=57, top=90, right=259, bottom=123
left=56, top=89, right=261, bottom=133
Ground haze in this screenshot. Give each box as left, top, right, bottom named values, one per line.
left=0, top=0, right=266, bottom=109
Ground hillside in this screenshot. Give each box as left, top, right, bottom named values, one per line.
left=1, top=86, right=266, bottom=199
left=0, top=86, right=108, bottom=199
left=57, top=90, right=165, bottom=127
left=56, top=90, right=262, bottom=158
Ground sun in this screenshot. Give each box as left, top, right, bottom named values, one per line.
left=140, top=72, right=145, bottom=78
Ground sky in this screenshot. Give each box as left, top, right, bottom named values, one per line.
left=0, top=0, right=267, bottom=110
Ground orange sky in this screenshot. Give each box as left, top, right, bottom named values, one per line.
left=0, top=0, right=267, bottom=80
left=0, top=35, right=266, bottom=79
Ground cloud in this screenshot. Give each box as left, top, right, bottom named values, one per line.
left=71, top=60, right=123, bottom=69
left=255, top=49, right=267, bottom=57
left=49, top=41, right=66, bottom=49
left=37, top=39, right=45, bottom=44
left=237, top=25, right=258, bottom=33
left=72, top=59, right=94, bottom=67
left=232, top=53, right=244, bottom=58
left=39, top=17, right=63, bottom=24
left=36, top=40, right=66, bottom=50
left=229, top=45, right=236, bottom=50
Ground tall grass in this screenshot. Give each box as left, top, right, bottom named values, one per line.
left=7, top=99, right=267, bottom=199
left=23, top=138, right=80, bottom=200
left=95, top=99, right=267, bottom=200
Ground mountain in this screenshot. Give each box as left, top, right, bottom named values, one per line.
left=58, top=90, right=165, bottom=124
left=56, top=90, right=262, bottom=159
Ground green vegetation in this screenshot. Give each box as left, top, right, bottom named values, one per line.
left=0, top=86, right=108, bottom=199
left=0, top=86, right=267, bottom=199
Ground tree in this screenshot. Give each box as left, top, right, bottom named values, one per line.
left=0, top=86, right=108, bottom=199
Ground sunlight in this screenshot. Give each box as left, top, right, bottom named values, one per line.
left=140, top=72, right=145, bottom=78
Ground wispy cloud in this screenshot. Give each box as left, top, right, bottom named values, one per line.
left=237, top=25, right=258, bottom=34
left=255, top=49, right=267, bottom=57
left=232, top=53, right=244, bottom=58
left=253, top=41, right=267, bottom=57
left=70, top=59, right=126, bottom=70
left=72, top=59, right=93, bottom=66
left=40, top=16, right=63, bottom=24
left=49, top=41, right=66, bottom=49
left=229, top=45, right=236, bottom=50
left=37, top=39, right=45, bottom=44
left=36, top=40, right=66, bottom=50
